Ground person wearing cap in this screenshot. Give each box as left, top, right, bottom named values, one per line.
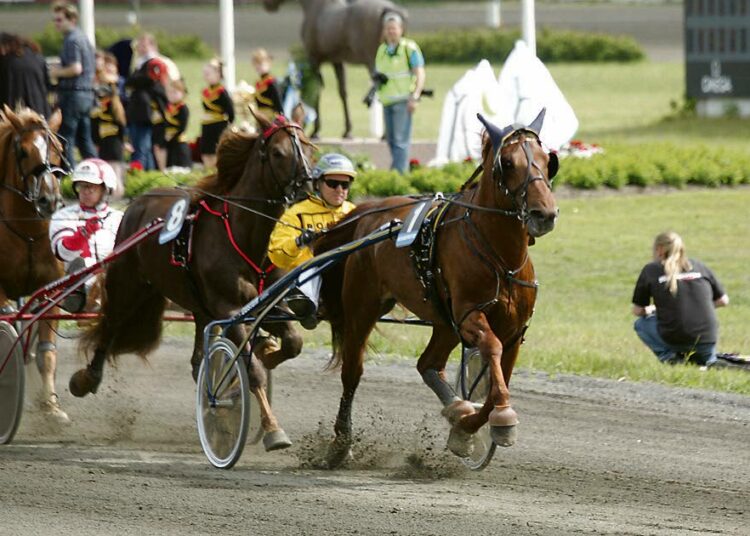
left=49, top=158, right=124, bottom=312
left=374, top=12, right=425, bottom=174
left=268, top=153, right=357, bottom=328
left=50, top=1, right=97, bottom=167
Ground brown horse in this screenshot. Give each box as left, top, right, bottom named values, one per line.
left=72, top=113, right=314, bottom=450
left=263, top=0, right=408, bottom=138
left=0, top=105, right=68, bottom=422
left=316, top=110, right=559, bottom=467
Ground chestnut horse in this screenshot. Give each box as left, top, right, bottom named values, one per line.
left=0, top=105, right=68, bottom=422
left=316, top=110, right=559, bottom=467
left=73, top=113, right=314, bottom=450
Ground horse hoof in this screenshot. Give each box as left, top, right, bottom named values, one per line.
left=441, top=399, right=476, bottom=425
left=447, top=424, right=475, bottom=458
left=490, top=424, right=517, bottom=447
left=488, top=406, right=519, bottom=427
left=68, top=368, right=100, bottom=397
left=326, top=436, right=353, bottom=469
left=263, top=429, right=292, bottom=452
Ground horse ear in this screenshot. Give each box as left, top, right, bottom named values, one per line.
left=250, top=106, right=272, bottom=131
left=528, top=108, right=546, bottom=135
left=3, top=105, right=23, bottom=133
left=48, top=109, right=62, bottom=133
left=476, top=113, right=503, bottom=153
left=547, top=151, right=559, bottom=180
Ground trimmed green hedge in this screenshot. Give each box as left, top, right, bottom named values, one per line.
left=414, top=28, right=645, bottom=64
left=34, top=24, right=212, bottom=59
left=65, top=143, right=749, bottom=202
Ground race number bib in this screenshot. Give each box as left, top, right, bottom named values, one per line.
left=158, top=197, right=189, bottom=245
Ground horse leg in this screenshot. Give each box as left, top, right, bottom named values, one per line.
left=255, top=320, right=303, bottom=370
left=456, top=310, right=519, bottom=448
left=310, top=66, right=323, bottom=140
left=333, top=62, right=352, bottom=139
left=327, top=292, right=382, bottom=468
left=225, top=324, right=291, bottom=451
left=36, top=318, right=70, bottom=424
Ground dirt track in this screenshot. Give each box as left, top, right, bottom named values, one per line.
left=1, top=335, right=748, bottom=535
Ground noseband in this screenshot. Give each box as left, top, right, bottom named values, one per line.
left=260, top=117, right=312, bottom=205
left=492, top=131, right=553, bottom=221
left=4, top=124, right=67, bottom=215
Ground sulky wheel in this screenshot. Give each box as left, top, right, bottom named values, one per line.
left=196, top=337, right=250, bottom=469
left=0, top=321, right=25, bottom=445
left=454, top=346, right=497, bottom=471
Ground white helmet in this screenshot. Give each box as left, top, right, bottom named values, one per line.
left=71, top=158, right=117, bottom=194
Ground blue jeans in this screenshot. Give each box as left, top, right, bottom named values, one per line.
left=58, top=90, right=97, bottom=167
left=634, top=315, right=717, bottom=366
left=129, top=123, right=155, bottom=170
left=383, top=100, right=412, bottom=174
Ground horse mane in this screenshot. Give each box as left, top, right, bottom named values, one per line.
left=194, top=128, right=259, bottom=196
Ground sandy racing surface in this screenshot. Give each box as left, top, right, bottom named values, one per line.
left=1, top=335, right=748, bottom=535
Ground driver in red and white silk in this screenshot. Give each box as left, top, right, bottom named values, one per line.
left=49, top=158, right=123, bottom=275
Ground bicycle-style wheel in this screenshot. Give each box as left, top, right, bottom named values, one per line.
left=454, top=346, right=496, bottom=471
left=196, top=338, right=250, bottom=469
left=0, top=321, right=25, bottom=445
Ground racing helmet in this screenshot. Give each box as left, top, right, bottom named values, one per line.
left=71, top=158, right=118, bottom=195
left=311, top=153, right=357, bottom=182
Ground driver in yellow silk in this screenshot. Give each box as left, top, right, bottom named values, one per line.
left=268, top=153, right=356, bottom=270
left=268, top=153, right=356, bottom=328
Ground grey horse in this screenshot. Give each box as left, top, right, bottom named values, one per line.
left=263, top=0, right=408, bottom=139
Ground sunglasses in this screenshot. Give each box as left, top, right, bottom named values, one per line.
left=323, top=179, right=351, bottom=190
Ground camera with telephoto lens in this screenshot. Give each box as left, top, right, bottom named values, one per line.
left=362, top=71, right=390, bottom=107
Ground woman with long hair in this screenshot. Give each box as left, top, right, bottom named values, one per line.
left=0, top=32, right=50, bottom=117
left=631, top=231, right=729, bottom=366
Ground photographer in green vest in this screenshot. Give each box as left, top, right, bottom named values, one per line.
left=374, top=12, right=425, bottom=174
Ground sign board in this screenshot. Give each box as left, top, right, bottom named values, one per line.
left=685, top=0, right=750, bottom=98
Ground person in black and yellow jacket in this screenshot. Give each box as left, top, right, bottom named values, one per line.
left=164, top=79, right=191, bottom=169
left=251, top=48, right=284, bottom=120
left=268, top=153, right=357, bottom=329
left=200, top=58, right=234, bottom=170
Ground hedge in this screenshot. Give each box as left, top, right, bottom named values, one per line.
left=413, top=28, right=645, bottom=64
left=63, top=143, right=749, bottom=202
left=34, top=24, right=212, bottom=59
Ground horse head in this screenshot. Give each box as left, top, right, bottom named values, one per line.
left=477, top=110, right=559, bottom=238
left=0, top=105, right=66, bottom=218
left=252, top=110, right=314, bottom=205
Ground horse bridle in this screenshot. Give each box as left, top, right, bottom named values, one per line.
left=4, top=124, right=67, bottom=215
left=259, top=117, right=312, bottom=205
left=492, top=130, right=554, bottom=222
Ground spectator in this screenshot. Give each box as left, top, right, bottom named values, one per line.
left=631, top=231, right=730, bottom=367
left=374, top=12, right=425, bottom=174
left=200, top=58, right=234, bottom=170
left=0, top=33, right=51, bottom=118
left=49, top=158, right=123, bottom=312
left=251, top=48, right=283, bottom=120
left=49, top=2, right=97, bottom=166
left=125, top=33, right=168, bottom=170
left=91, top=51, right=126, bottom=198
left=267, top=153, right=357, bottom=329
left=164, top=79, right=191, bottom=169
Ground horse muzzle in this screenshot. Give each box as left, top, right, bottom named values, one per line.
left=526, top=207, right=558, bottom=238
